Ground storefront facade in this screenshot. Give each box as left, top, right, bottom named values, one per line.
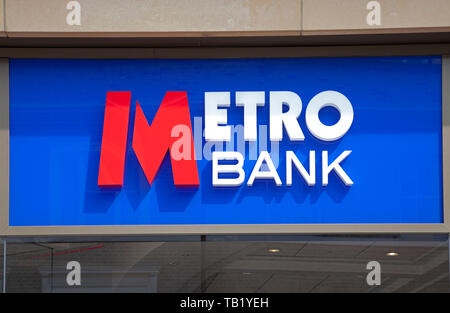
left=0, top=0, right=449, bottom=293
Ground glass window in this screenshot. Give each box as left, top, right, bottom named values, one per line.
left=5, top=237, right=201, bottom=293
left=204, top=235, right=450, bottom=293
left=2, top=235, right=449, bottom=293
left=0, top=239, right=3, bottom=293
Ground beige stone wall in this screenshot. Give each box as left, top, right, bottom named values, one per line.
left=303, top=0, right=450, bottom=35
left=5, top=0, right=302, bottom=36
left=0, top=0, right=449, bottom=38
left=0, top=0, right=4, bottom=37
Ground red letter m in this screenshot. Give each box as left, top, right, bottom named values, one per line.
left=97, top=91, right=199, bottom=188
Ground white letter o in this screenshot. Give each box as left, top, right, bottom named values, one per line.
left=305, top=90, right=353, bottom=141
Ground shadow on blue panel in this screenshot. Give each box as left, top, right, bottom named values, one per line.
left=153, top=154, right=198, bottom=212
left=83, top=138, right=118, bottom=213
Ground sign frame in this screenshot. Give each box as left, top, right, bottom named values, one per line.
left=0, top=48, right=449, bottom=236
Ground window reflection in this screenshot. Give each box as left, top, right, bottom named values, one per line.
left=2, top=235, right=449, bottom=293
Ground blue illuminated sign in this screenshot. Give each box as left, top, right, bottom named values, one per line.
left=9, top=57, right=443, bottom=226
